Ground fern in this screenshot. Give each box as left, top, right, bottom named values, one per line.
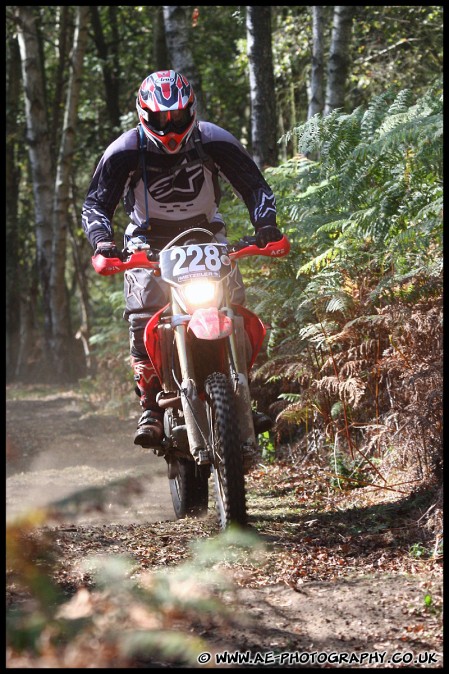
left=246, top=81, right=442, bottom=470
left=298, top=246, right=340, bottom=275
left=386, top=88, right=414, bottom=115
left=360, top=93, right=390, bottom=140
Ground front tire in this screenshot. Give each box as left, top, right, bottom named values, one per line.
left=168, top=458, right=209, bottom=519
left=205, top=372, right=247, bottom=529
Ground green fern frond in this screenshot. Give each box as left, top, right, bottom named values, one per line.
left=298, top=246, right=340, bottom=275
left=293, top=113, right=323, bottom=156
left=387, top=88, right=414, bottom=115
left=413, top=195, right=443, bottom=225
left=339, top=314, right=387, bottom=332
left=315, top=219, right=347, bottom=235
left=325, top=295, right=349, bottom=314
left=278, top=392, right=301, bottom=404
left=276, top=402, right=311, bottom=426
left=360, top=93, right=390, bottom=140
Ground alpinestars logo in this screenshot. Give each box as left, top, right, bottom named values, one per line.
left=149, top=162, right=204, bottom=202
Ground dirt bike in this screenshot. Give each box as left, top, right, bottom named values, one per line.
left=92, top=227, right=290, bottom=530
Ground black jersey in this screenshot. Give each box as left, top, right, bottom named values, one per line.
left=81, top=121, right=277, bottom=249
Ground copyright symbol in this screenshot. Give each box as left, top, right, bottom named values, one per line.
left=198, top=652, right=211, bottom=664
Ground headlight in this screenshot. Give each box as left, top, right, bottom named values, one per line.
left=183, top=280, right=216, bottom=306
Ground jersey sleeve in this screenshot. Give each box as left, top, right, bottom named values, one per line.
left=198, top=122, right=277, bottom=230
left=81, top=130, right=139, bottom=249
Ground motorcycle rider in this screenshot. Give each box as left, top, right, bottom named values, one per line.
left=82, top=70, right=283, bottom=448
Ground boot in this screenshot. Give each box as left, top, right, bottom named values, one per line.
left=252, top=410, right=273, bottom=435
left=135, top=409, right=164, bottom=448
left=131, top=358, right=164, bottom=447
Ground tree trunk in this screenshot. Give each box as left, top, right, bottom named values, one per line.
left=90, top=6, right=122, bottom=132
left=308, top=6, right=325, bottom=119
left=6, top=36, right=22, bottom=380
left=162, top=6, right=207, bottom=120
left=246, top=6, right=278, bottom=169
left=153, top=6, right=169, bottom=69
left=50, top=6, right=89, bottom=381
left=51, top=7, right=70, bottom=164
left=324, top=6, right=356, bottom=116
left=15, top=6, right=54, bottom=362
left=68, top=208, right=96, bottom=376
left=15, top=265, right=40, bottom=381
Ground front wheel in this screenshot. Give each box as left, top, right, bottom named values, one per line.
left=168, top=458, right=209, bottom=519
left=205, top=372, right=247, bottom=530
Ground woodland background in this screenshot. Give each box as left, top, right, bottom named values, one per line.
left=6, top=5, right=443, bottom=489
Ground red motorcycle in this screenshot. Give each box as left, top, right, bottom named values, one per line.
left=92, top=228, right=290, bottom=529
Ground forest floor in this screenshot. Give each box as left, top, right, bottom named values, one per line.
left=6, top=385, right=443, bottom=669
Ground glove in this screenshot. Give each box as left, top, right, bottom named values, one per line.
left=255, top=225, right=283, bottom=248
left=94, top=241, right=123, bottom=260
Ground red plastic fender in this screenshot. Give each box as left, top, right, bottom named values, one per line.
left=188, top=307, right=233, bottom=340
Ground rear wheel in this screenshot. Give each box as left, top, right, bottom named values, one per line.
left=205, top=372, right=247, bottom=529
left=168, top=458, right=209, bottom=519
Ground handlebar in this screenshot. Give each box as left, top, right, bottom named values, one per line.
left=92, top=234, right=290, bottom=276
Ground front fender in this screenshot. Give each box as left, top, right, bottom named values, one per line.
left=188, top=307, right=233, bottom=340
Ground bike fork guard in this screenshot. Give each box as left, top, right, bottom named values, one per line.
left=180, top=378, right=210, bottom=464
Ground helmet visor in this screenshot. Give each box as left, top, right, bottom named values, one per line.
left=147, top=108, right=192, bottom=132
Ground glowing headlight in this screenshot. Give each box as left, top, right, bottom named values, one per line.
left=183, top=280, right=216, bottom=306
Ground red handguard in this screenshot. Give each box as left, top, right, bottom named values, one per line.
left=230, top=234, right=290, bottom=261
left=91, top=255, right=124, bottom=276
left=91, top=250, right=157, bottom=276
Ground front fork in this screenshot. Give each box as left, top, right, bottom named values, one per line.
left=172, top=297, right=210, bottom=464
left=223, top=307, right=257, bottom=451
left=172, top=294, right=256, bottom=465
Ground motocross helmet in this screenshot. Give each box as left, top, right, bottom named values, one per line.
left=136, top=70, right=197, bottom=154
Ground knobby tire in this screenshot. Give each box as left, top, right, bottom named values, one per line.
left=168, top=458, right=209, bottom=519
left=205, top=372, right=247, bottom=529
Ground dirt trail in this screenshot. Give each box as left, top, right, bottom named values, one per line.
left=6, top=387, right=443, bottom=669
left=6, top=389, right=175, bottom=525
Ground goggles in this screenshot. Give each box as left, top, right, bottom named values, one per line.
left=146, top=107, right=192, bottom=132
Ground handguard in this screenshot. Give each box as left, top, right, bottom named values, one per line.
left=230, top=234, right=290, bottom=261
left=91, top=250, right=157, bottom=276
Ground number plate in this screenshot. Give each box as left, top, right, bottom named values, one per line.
left=160, top=244, right=232, bottom=285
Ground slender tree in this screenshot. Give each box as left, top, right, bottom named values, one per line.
left=324, top=6, right=356, bottom=115
left=15, top=6, right=54, bottom=362
left=89, top=6, right=122, bottom=133
left=51, top=6, right=70, bottom=164
left=153, top=6, right=169, bottom=69
left=308, top=6, right=325, bottom=119
left=246, top=6, right=277, bottom=168
left=162, top=6, right=207, bottom=119
left=50, top=6, right=89, bottom=380
left=6, top=35, right=22, bottom=380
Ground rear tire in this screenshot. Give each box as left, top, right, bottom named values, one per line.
left=168, top=458, right=209, bottom=519
left=205, top=372, right=247, bottom=529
